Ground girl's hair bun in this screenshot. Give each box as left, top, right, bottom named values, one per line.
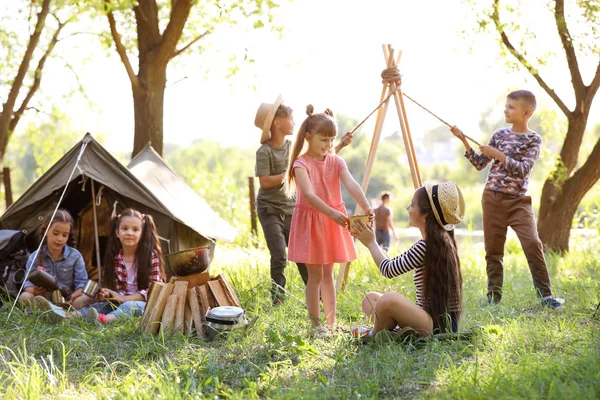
left=306, top=104, right=315, bottom=116
left=324, top=108, right=334, bottom=117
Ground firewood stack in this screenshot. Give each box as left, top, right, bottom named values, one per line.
left=140, top=271, right=241, bottom=337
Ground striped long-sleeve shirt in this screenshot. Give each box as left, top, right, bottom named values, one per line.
left=378, top=240, right=460, bottom=312
left=465, top=128, right=542, bottom=196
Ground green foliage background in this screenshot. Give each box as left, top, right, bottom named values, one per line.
left=1, top=106, right=599, bottom=243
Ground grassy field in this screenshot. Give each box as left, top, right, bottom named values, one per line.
left=1, top=237, right=599, bottom=399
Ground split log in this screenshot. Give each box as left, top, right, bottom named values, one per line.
left=183, top=301, right=193, bottom=335
left=172, top=271, right=210, bottom=289
left=216, top=274, right=241, bottom=307
left=140, top=282, right=164, bottom=331
left=207, top=280, right=230, bottom=307
left=141, top=272, right=241, bottom=336
left=144, top=282, right=174, bottom=335
left=160, top=295, right=178, bottom=335
left=197, top=284, right=213, bottom=310
left=172, top=281, right=188, bottom=333
left=188, top=287, right=205, bottom=338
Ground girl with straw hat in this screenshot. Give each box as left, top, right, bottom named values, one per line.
left=350, top=181, right=465, bottom=340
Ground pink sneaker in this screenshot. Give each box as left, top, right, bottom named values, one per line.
left=351, top=325, right=373, bottom=342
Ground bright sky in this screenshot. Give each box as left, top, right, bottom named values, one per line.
left=17, top=0, right=600, bottom=152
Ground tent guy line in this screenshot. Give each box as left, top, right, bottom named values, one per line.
left=7, top=141, right=89, bottom=320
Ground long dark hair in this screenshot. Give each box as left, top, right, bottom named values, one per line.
left=37, top=209, right=75, bottom=266
left=102, top=208, right=165, bottom=291
left=415, top=187, right=463, bottom=332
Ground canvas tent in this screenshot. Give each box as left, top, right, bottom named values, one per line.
left=0, top=133, right=237, bottom=280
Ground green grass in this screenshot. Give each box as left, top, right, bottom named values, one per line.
left=1, top=238, right=599, bottom=399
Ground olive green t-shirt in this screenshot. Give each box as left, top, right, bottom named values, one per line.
left=255, top=140, right=295, bottom=215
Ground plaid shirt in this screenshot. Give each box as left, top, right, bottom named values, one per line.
left=113, top=249, right=162, bottom=301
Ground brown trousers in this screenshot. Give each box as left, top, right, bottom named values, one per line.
left=482, top=189, right=553, bottom=301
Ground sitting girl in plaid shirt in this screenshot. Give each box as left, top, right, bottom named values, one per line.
left=83, top=208, right=164, bottom=324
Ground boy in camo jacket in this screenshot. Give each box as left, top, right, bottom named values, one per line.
left=451, top=90, right=562, bottom=308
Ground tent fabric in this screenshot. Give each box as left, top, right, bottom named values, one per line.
left=0, top=133, right=236, bottom=248
left=128, top=145, right=237, bottom=243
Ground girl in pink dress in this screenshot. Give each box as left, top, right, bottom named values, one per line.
left=286, top=105, right=373, bottom=332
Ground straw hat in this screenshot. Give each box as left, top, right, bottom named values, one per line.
left=254, top=94, right=284, bottom=144
left=424, top=181, right=465, bottom=231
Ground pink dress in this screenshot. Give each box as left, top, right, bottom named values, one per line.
left=288, top=153, right=357, bottom=264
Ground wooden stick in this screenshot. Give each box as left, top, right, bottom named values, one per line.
left=391, top=87, right=421, bottom=188
left=140, top=282, right=164, bottom=331
left=349, top=86, right=400, bottom=135
left=160, top=295, right=178, bottom=335
left=216, top=274, right=241, bottom=307
left=402, top=92, right=481, bottom=147
left=396, top=89, right=422, bottom=187
left=188, top=287, right=205, bottom=338
left=183, top=300, right=193, bottom=335
left=336, top=46, right=394, bottom=293
left=207, top=280, right=230, bottom=307
left=172, top=281, right=188, bottom=333
left=197, top=284, right=213, bottom=310
left=144, top=282, right=174, bottom=335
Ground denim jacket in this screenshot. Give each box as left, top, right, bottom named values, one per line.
left=23, top=245, right=88, bottom=291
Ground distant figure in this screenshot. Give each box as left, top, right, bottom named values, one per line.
left=254, top=95, right=352, bottom=305
left=286, top=105, right=372, bottom=335
left=374, top=191, right=398, bottom=251
left=451, top=89, right=562, bottom=308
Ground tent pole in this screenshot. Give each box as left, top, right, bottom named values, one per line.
left=91, top=179, right=102, bottom=284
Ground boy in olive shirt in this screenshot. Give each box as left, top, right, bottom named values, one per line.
left=254, top=95, right=351, bottom=304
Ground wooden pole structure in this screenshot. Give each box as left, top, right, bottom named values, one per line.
left=336, top=45, right=422, bottom=292
left=2, top=167, right=13, bottom=209
left=248, top=177, right=258, bottom=246
left=90, top=179, right=103, bottom=284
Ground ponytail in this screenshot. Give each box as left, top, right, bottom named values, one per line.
left=284, top=105, right=314, bottom=197
left=284, top=105, right=337, bottom=198
left=102, top=208, right=165, bottom=290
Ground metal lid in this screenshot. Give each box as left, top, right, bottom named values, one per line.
left=207, top=306, right=244, bottom=320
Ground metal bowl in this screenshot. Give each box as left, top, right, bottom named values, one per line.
left=165, top=246, right=211, bottom=277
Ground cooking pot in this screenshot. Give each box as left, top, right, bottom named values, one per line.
left=165, top=246, right=211, bottom=277
left=205, top=306, right=248, bottom=340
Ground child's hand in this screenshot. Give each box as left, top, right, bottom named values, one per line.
left=366, top=209, right=374, bottom=225
left=335, top=132, right=353, bottom=153
left=329, top=210, right=349, bottom=227
left=450, top=125, right=466, bottom=141
left=100, top=288, right=121, bottom=302
left=32, top=286, right=46, bottom=296
left=479, top=145, right=504, bottom=161
left=351, top=219, right=376, bottom=246
left=340, top=131, right=353, bottom=147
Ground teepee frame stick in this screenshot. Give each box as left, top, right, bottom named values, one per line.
left=336, top=44, right=422, bottom=292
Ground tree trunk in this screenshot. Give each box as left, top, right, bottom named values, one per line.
left=537, top=188, right=579, bottom=252
left=132, top=62, right=166, bottom=158
left=0, top=120, right=10, bottom=166
left=538, top=118, right=600, bottom=251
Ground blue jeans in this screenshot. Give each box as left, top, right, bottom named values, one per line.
left=376, top=229, right=391, bottom=251
left=82, top=301, right=146, bottom=319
